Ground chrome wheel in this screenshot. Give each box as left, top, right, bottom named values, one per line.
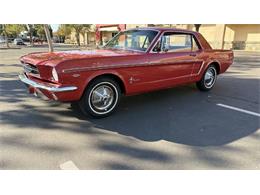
left=204, top=67, right=216, bottom=88
left=88, top=82, right=118, bottom=115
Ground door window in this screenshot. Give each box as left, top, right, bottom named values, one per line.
left=162, top=33, right=192, bottom=52
left=192, top=36, right=200, bottom=51
left=152, top=33, right=201, bottom=53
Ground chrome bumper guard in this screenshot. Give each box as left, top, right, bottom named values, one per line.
left=19, top=73, right=77, bottom=92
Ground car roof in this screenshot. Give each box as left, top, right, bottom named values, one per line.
left=126, top=27, right=199, bottom=35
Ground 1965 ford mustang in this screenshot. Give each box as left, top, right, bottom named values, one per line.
left=19, top=27, right=234, bottom=118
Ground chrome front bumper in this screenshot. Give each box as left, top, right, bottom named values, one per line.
left=19, top=73, right=77, bottom=92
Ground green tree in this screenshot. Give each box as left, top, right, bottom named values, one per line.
left=0, top=24, right=9, bottom=47
left=29, top=24, right=53, bottom=41
left=34, top=24, right=45, bottom=40
left=5, top=24, right=25, bottom=37
left=26, top=24, right=35, bottom=45
left=56, top=24, right=72, bottom=43
left=0, top=24, right=25, bottom=47
left=48, top=25, right=53, bottom=38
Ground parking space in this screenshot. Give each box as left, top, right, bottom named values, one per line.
left=0, top=47, right=259, bottom=169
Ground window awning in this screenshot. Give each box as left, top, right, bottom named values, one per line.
left=98, top=27, right=118, bottom=32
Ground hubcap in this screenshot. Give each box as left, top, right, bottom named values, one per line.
left=88, top=81, right=119, bottom=115
left=204, top=67, right=216, bottom=88
left=91, top=85, right=114, bottom=111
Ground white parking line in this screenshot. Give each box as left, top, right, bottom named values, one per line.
left=217, top=103, right=260, bottom=117
left=60, top=160, right=79, bottom=170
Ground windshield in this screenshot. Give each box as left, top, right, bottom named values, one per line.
left=104, top=30, right=158, bottom=52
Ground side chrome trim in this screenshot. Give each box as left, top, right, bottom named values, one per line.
left=191, top=61, right=205, bottom=76
left=19, top=73, right=77, bottom=92
left=62, top=60, right=201, bottom=73
left=190, top=59, right=222, bottom=77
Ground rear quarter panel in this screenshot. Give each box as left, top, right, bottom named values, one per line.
left=191, top=49, right=234, bottom=82
left=209, top=49, right=234, bottom=73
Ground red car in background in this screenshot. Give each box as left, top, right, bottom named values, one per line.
left=19, top=28, right=234, bottom=118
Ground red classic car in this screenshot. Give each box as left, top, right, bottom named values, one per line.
left=19, top=27, right=234, bottom=118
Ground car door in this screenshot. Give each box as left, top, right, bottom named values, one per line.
left=146, top=32, right=201, bottom=88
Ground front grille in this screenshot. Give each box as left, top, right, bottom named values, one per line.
left=23, top=63, right=39, bottom=74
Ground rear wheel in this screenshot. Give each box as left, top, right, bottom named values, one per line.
left=79, top=77, right=121, bottom=118
left=196, top=65, right=217, bottom=91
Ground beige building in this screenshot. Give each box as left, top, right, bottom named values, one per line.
left=69, top=24, right=260, bottom=51
left=68, top=25, right=96, bottom=46
left=127, top=24, right=260, bottom=51
left=179, top=24, right=260, bottom=51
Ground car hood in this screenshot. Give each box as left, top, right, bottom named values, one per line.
left=20, top=49, right=142, bottom=66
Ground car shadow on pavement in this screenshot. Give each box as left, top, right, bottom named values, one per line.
left=73, top=75, right=259, bottom=147
left=1, top=73, right=259, bottom=148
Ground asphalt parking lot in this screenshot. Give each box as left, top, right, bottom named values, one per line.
left=0, top=46, right=259, bottom=169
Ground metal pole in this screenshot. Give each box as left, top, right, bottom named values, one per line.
left=44, top=24, right=53, bottom=52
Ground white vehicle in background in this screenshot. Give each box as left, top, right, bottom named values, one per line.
left=14, top=38, right=25, bottom=45
left=0, top=36, right=6, bottom=44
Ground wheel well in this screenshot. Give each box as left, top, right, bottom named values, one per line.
left=87, top=73, right=126, bottom=94
left=209, top=62, right=220, bottom=74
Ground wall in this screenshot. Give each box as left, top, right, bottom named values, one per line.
left=196, top=24, right=219, bottom=48
left=69, top=30, right=96, bottom=45
left=163, top=24, right=260, bottom=51
left=225, top=24, right=260, bottom=50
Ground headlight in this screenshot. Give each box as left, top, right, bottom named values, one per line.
left=52, top=68, right=59, bottom=81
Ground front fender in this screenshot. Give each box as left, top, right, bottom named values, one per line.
left=82, top=69, right=128, bottom=95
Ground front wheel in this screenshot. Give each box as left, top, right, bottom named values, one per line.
left=79, top=77, right=121, bottom=118
left=196, top=65, right=217, bottom=91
